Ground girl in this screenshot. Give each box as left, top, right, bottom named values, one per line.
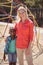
left=3, top=28, right=17, bottom=65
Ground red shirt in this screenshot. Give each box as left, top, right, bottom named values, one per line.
left=15, top=19, right=34, bottom=48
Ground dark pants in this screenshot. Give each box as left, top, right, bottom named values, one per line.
left=8, top=53, right=17, bottom=65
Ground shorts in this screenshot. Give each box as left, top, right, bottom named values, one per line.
left=8, top=53, right=17, bottom=63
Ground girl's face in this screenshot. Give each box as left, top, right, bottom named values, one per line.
left=9, top=30, right=16, bottom=37
left=11, top=31, right=16, bottom=36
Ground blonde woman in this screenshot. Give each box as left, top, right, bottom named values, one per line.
left=15, top=6, right=34, bottom=65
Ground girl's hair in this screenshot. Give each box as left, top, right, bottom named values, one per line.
left=9, top=27, right=16, bottom=33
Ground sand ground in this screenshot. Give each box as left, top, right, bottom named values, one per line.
left=0, top=23, right=43, bottom=65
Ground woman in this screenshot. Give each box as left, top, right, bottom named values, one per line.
left=15, top=6, right=34, bottom=65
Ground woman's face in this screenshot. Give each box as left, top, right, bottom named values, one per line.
left=18, top=9, right=26, bottom=19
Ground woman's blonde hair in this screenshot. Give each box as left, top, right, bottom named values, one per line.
left=17, top=5, right=28, bottom=19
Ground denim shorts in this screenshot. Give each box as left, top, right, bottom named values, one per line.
left=8, top=53, right=17, bottom=63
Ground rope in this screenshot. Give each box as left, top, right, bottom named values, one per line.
left=27, top=7, right=40, bottom=44
left=0, top=16, right=9, bottom=20
left=28, top=8, right=40, bottom=49
left=0, top=14, right=16, bottom=18
left=0, top=3, right=23, bottom=20
left=28, top=10, right=43, bottom=59
left=0, top=14, right=8, bottom=16
left=2, top=23, right=8, bottom=37
left=0, top=3, right=23, bottom=8
left=10, top=0, right=13, bottom=15
left=2, top=0, right=13, bottom=37
left=27, top=8, right=39, bottom=26
left=28, top=12, right=40, bottom=48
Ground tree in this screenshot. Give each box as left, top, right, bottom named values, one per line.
left=22, top=0, right=43, bottom=8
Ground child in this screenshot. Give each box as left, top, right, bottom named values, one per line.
left=3, top=27, right=17, bottom=65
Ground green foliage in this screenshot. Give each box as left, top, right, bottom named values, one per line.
left=23, top=0, right=43, bottom=8
left=0, top=0, right=43, bottom=8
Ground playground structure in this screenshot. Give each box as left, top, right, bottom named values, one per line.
left=0, top=0, right=43, bottom=65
